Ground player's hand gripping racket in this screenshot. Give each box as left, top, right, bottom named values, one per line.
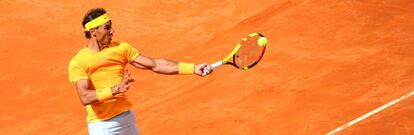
left=202, top=32, right=267, bottom=76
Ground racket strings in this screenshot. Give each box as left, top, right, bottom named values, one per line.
left=235, top=36, right=263, bottom=68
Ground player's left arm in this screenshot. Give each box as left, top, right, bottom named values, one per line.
left=130, top=55, right=208, bottom=76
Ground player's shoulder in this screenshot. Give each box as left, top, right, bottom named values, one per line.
left=69, top=47, right=89, bottom=63
left=110, top=41, right=137, bottom=51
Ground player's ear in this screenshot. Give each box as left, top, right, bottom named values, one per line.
left=89, top=29, right=97, bottom=37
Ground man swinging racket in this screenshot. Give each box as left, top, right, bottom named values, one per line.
left=68, top=8, right=212, bottom=135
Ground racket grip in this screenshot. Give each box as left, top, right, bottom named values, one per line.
left=202, top=61, right=223, bottom=76
left=210, top=61, right=223, bottom=69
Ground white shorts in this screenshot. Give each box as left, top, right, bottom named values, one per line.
left=87, top=110, right=139, bottom=135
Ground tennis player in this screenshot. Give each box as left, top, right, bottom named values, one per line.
left=68, top=8, right=211, bottom=135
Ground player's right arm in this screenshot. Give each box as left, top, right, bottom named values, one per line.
left=74, top=79, right=101, bottom=106
left=73, top=71, right=134, bottom=106
left=69, top=58, right=134, bottom=106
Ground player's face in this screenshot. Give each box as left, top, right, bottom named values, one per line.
left=94, top=21, right=114, bottom=45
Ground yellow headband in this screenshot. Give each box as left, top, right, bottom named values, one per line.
left=84, top=14, right=111, bottom=31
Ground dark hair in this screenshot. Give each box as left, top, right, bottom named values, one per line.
left=82, top=8, right=107, bottom=39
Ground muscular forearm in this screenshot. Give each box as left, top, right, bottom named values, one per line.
left=78, top=89, right=99, bottom=106
left=132, top=55, right=200, bottom=76
left=151, top=58, right=179, bottom=74
left=75, top=72, right=133, bottom=106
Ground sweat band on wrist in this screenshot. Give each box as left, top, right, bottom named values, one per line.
left=84, top=13, right=111, bottom=31
left=179, top=62, right=194, bottom=75
left=96, top=87, right=113, bottom=102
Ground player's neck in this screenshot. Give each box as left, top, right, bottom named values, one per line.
left=88, top=38, right=107, bottom=52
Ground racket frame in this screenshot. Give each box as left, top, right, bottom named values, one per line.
left=202, top=32, right=266, bottom=76
left=210, top=43, right=242, bottom=69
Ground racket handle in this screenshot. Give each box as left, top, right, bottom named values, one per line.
left=210, top=61, right=223, bottom=69
left=202, top=61, right=223, bottom=76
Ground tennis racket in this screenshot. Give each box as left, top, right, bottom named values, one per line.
left=203, top=32, right=267, bottom=76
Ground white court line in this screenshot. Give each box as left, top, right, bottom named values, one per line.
left=326, top=90, right=414, bottom=135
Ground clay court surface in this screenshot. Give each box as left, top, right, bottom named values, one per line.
left=1, top=0, right=414, bottom=134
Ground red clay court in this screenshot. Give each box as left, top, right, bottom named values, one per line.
left=0, top=0, right=413, bottom=134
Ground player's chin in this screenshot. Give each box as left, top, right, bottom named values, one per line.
left=105, top=38, right=112, bottom=44
left=108, top=36, right=113, bottom=43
